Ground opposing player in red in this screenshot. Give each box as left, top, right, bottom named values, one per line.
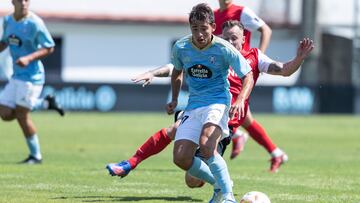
left=214, top=0, right=272, bottom=53
left=106, top=20, right=314, bottom=180
left=214, top=0, right=292, bottom=165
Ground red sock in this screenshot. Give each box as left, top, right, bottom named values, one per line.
left=128, top=128, right=172, bottom=169
left=245, top=120, right=276, bottom=153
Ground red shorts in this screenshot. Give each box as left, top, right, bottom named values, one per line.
left=227, top=97, right=249, bottom=129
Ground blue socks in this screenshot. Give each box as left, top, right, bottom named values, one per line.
left=188, top=156, right=216, bottom=185
left=26, top=134, right=42, bottom=160
left=206, top=154, right=232, bottom=194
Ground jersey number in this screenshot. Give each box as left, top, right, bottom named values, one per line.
left=180, top=115, right=189, bottom=125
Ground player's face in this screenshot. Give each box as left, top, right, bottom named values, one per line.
left=190, top=20, right=216, bottom=49
left=222, top=26, right=245, bottom=51
left=12, top=0, right=30, bottom=15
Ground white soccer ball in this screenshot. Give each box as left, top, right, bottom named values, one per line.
left=240, top=191, right=271, bottom=203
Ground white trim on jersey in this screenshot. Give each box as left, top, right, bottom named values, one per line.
left=257, top=49, right=275, bottom=73
left=240, top=7, right=265, bottom=32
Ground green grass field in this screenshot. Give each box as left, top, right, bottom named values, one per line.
left=0, top=112, right=359, bottom=203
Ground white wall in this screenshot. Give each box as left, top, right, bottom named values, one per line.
left=47, top=22, right=189, bottom=83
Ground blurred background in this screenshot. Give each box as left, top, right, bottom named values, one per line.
left=0, top=0, right=359, bottom=114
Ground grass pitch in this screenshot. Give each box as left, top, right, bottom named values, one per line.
left=0, top=112, right=359, bottom=203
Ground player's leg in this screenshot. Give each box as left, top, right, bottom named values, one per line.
left=107, top=125, right=175, bottom=177
left=242, top=108, right=288, bottom=172
left=173, top=109, right=221, bottom=201
left=0, top=80, right=17, bottom=121
left=106, top=112, right=184, bottom=177
left=15, top=106, right=42, bottom=164
left=128, top=121, right=178, bottom=169
left=229, top=126, right=249, bottom=159
left=184, top=135, right=231, bottom=189
left=228, top=98, right=249, bottom=160
left=0, top=105, right=16, bottom=121
left=199, top=104, right=235, bottom=202
left=14, top=81, right=43, bottom=164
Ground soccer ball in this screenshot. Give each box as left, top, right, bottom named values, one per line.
left=240, top=191, right=271, bottom=203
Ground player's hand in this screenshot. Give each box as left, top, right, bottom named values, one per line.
left=229, top=99, right=245, bottom=120
left=166, top=100, right=177, bottom=115
left=131, top=72, right=154, bottom=87
left=297, top=38, right=314, bottom=59
left=16, top=56, right=31, bottom=67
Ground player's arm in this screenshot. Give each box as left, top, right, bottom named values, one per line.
left=0, top=41, right=8, bottom=53
left=257, top=23, right=272, bottom=53
left=132, top=64, right=174, bottom=87
left=231, top=71, right=254, bottom=119
left=266, top=38, right=314, bottom=76
left=0, top=17, right=9, bottom=53
left=241, top=7, right=272, bottom=53
left=166, top=68, right=183, bottom=115
left=16, top=47, right=54, bottom=67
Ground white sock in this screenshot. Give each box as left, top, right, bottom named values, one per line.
left=271, top=148, right=283, bottom=158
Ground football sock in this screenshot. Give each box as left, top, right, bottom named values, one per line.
left=206, top=154, right=232, bottom=194
left=270, top=148, right=284, bottom=158
left=245, top=120, right=276, bottom=154
left=230, top=127, right=243, bottom=138
left=26, top=134, right=42, bottom=160
left=128, top=128, right=171, bottom=169
left=188, top=156, right=216, bottom=185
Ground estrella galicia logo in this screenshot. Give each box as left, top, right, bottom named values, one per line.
left=9, top=34, right=22, bottom=47
left=188, top=64, right=212, bottom=79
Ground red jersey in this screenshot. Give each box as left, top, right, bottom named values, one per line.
left=228, top=48, right=260, bottom=128
left=214, top=4, right=252, bottom=51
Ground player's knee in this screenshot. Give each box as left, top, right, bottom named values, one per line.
left=15, top=111, right=27, bottom=120
left=0, top=108, right=15, bottom=121
left=0, top=114, right=13, bottom=121
left=173, top=154, right=192, bottom=170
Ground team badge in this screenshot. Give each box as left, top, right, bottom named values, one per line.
left=209, top=56, right=216, bottom=64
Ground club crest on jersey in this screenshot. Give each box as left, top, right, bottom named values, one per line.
left=9, top=34, right=22, bottom=46
left=188, top=64, right=212, bottom=79
left=209, top=56, right=216, bottom=64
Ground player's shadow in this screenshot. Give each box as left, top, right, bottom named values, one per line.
left=52, top=195, right=203, bottom=202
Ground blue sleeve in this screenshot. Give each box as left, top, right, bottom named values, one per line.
left=170, top=43, right=183, bottom=71
left=226, top=46, right=251, bottom=78
left=35, top=20, right=55, bottom=48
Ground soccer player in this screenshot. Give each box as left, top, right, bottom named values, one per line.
left=167, top=4, right=254, bottom=202
left=110, top=4, right=254, bottom=202
left=216, top=2, right=279, bottom=164
left=106, top=19, right=313, bottom=185
left=214, top=0, right=272, bottom=53
left=213, top=0, right=290, bottom=166
left=0, top=0, right=64, bottom=164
